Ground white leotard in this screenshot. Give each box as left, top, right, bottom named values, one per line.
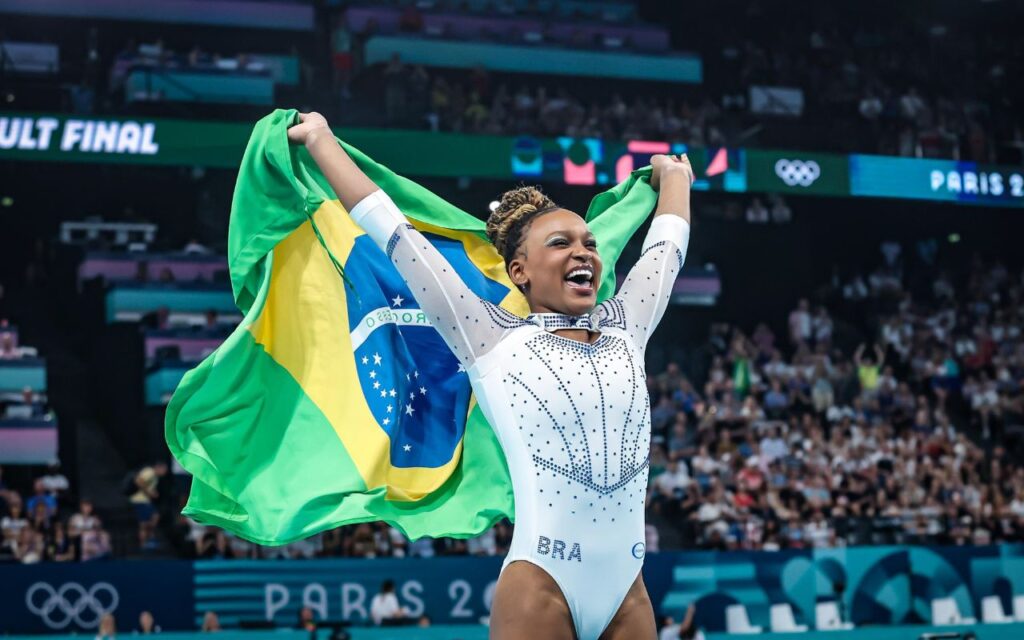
left=350, top=190, right=689, bottom=640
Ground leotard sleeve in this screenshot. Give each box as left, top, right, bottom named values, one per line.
left=348, top=189, right=519, bottom=367
left=603, top=215, right=690, bottom=352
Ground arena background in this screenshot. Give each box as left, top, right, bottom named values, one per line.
left=1, top=0, right=1023, bottom=638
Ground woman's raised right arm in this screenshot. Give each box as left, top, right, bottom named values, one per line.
left=295, top=112, right=379, bottom=211
left=291, top=112, right=517, bottom=365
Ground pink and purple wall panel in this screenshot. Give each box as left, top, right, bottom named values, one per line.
left=0, top=419, right=58, bottom=464
left=145, top=335, right=225, bottom=361
left=79, top=253, right=228, bottom=285
left=344, top=7, right=669, bottom=51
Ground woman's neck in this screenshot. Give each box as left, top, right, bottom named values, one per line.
left=552, top=327, right=601, bottom=344
left=526, top=306, right=600, bottom=344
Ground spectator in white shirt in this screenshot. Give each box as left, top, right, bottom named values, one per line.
left=789, top=299, right=812, bottom=345
left=39, top=462, right=70, bottom=496
left=654, top=460, right=691, bottom=498
left=760, top=427, right=789, bottom=462
left=370, top=580, right=408, bottom=625
left=68, top=498, right=101, bottom=538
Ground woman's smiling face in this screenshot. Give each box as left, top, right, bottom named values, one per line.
left=506, top=208, right=603, bottom=317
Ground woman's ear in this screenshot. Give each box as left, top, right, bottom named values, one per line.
left=507, top=256, right=528, bottom=291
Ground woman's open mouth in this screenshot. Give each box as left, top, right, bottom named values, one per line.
left=565, top=266, right=595, bottom=295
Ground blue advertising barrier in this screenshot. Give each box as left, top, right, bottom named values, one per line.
left=651, top=544, right=1024, bottom=632
left=3, top=546, right=1023, bottom=634
left=192, top=557, right=504, bottom=629
left=0, top=560, right=193, bottom=634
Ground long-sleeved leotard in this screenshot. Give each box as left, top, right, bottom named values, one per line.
left=349, top=189, right=689, bottom=640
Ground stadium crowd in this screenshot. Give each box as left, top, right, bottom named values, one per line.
left=2, top=175, right=1023, bottom=561
left=39, top=0, right=1019, bottom=162
left=3, top=247, right=1023, bottom=562
left=336, top=0, right=1022, bottom=162
left=643, top=255, right=1024, bottom=550
left=0, top=464, right=113, bottom=563
left=357, top=55, right=1016, bottom=162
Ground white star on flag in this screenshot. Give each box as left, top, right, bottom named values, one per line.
left=386, top=405, right=393, bottom=413
left=383, top=418, right=390, bottom=426
left=409, top=392, right=415, bottom=400
left=361, top=356, right=369, bottom=365
left=369, top=370, right=377, bottom=379
left=389, top=389, right=397, bottom=397
left=406, top=373, right=411, bottom=381
left=373, top=353, right=382, bottom=365
left=405, top=403, right=415, bottom=416
left=413, top=370, right=419, bottom=378
left=373, top=381, right=381, bottom=389
left=380, top=390, right=387, bottom=398
left=457, top=363, right=466, bottom=373
left=392, top=294, right=405, bottom=307
left=403, top=444, right=412, bottom=452
left=419, top=386, right=427, bottom=395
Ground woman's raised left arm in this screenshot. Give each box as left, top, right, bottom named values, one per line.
left=604, top=154, right=693, bottom=351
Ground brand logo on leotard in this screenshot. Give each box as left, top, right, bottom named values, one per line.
left=537, top=536, right=582, bottom=562
left=631, top=542, right=645, bottom=559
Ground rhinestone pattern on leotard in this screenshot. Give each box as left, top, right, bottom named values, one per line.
left=505, top=331, right=651, bottom=500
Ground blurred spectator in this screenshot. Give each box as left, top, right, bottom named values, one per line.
left=14, top=525, right=44, bottom=563
left=0, top=332, right=16, bottom=359
left=331, top=16, right=354, bottom=99
left=81, top=527, right=113, bottom=561
left=789, top=299, right=812, bottom=346
left=296, top=607, right=316, bottom=633
left=47, top=521, right=75, bottom=562
left=129, top=462, right=168, bottom=549
left=26, top=479, right=57, bottom=519
left=745, top=198, right=769, bottom=223
left=370, top=579, right=409, bottom=625
left=183, top=238, right=211, bottom=255
left=383, top=54, right=407, bottom=124
left=96, top=613, right=117, bottom=640
left=201, top=612, right=221, bottom=633
left=136, top=611, right=161, bottom=635
left=69, top=498, right=101, bottom=537
left=768, top=195, right=792, bottom=224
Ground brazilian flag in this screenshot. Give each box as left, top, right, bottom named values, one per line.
left=165, top=109, right=660, bottom=544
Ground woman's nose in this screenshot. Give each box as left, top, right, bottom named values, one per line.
left=573, top=245, right=594, bottom=259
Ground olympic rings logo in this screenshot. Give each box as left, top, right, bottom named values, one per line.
left=774, top=159, right=821, bottom=187
left=25, top=582, right=120, bottom=630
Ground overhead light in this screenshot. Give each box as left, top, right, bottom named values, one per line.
left=948, top=233, right=960, bottom=243
left=0, top=196, right=12, bottom=207
left=488, top=200, right=500, bottom=212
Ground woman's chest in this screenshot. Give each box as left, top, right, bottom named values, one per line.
left=492, top=330, right=648, bottom=412
left=479, top=330, right=653, bottom=492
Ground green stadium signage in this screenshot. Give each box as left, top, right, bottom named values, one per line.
left=2, top=112, right=1021, bottom=208
left=0, top=114, right=250, bottom=166
left=1, top=116, right=159, bottom=155
left=746, top=149, right=850, bottom=196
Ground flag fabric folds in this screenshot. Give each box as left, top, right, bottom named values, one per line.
left=165, top=109, right=659, bottom=544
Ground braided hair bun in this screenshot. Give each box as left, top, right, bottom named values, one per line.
left=486, top=185, right=558, bottom=265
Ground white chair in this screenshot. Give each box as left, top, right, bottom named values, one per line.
left=982, top=595, right=1014, bottom=623
left=1014, top=594, right=1024, bottom=621
left=770, top=603, right=808, bottom=632
left=815, top=601, right=855, bottom=630
left=725, top=604, right=763, bottom=634
left=931, top=597, right=976, bottom=625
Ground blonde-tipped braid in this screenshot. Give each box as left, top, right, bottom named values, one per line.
left=486, top=186, right=557, bottom=264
